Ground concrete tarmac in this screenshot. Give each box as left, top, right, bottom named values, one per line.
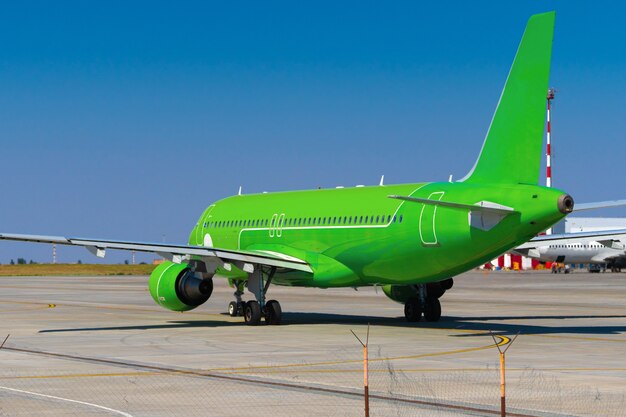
left=0, top=270, right=624, bottom=416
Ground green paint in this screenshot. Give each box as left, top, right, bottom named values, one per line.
left=183, top=13, right=564, bottom=298
left=149, top=261, right=195, bottom=311
left=464, top=12, right=555, bottom=185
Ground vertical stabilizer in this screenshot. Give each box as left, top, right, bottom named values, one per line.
left=462, top=12, right=555, bottom=184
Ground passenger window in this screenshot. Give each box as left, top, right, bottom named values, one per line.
left=364, top=216, right=368, bottom=223
left=387, top=215, right=391, bottom=223
left=399, top=215, right=403, bottom=223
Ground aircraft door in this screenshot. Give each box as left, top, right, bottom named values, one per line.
left=196, top=205, right=215, bottom=245
left=276, top=214, right=285, bottom=237
left=419, top=192, right=444, bottom=246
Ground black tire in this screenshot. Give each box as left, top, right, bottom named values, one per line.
left=404, top=298, right=422, bottom=322
left=440, top=278, right=454, bottom=291
left=228, top=301, right=239, bottom=317
left=426, top=283, right=445, bottom=299
left=265, top=300, right=282, bottom=325
left=423, top=299, right=442, bottom=322
left=244, top=301, right=262, bottom=325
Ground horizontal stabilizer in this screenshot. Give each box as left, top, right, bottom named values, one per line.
left=573, top=199, right=626, bottom=212
left=388, top=195, right=517, bottom=215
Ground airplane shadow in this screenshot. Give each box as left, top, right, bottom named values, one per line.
left=38, top=312, right=626, bottom=336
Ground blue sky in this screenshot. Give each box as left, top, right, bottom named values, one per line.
left=1, top=1, right=625, bottom=263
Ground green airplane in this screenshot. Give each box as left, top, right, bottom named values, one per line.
left=2, top=11, right=602, bottom=326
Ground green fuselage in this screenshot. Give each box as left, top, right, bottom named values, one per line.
left=188, top=181, right=567, bottom=288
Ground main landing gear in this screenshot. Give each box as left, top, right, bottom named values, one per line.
left=227, top=267, right=282, bottom=326
left=404, top=280, right=451, bottom=323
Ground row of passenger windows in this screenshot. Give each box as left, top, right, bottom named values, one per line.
left=202, top=214, right=404, bottom=229
left=549, top=244, right=602, bottom=249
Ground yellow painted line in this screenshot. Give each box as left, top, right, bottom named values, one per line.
left=206, top=334, right=510, bottom=372
left=0, top=371, right=157, bottom=380
left=225, top=367, right=626, bottom=375
left=0, top=298, right=225, bottom=317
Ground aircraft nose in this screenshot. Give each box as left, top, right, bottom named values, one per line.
left=558, top=194, right=574, bottom=214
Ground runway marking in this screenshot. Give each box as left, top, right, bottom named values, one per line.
left=227, top=367, right=626, bottom=375
left=0, top=346, right=540, bottom=417
left=205, top=334, right=510, bottom=372
left=0, top=371, right=157, bottom=380
left=0, top=298, right=225, bottom=317
left=0, top=385, right=134, bottom=416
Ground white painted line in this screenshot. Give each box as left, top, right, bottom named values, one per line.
left=0, top=385, right=134, bottom=416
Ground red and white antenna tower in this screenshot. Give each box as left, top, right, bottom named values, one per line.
left=545, top=88, right=556, bottom=235
left=546, top=88, right=556, bottom=188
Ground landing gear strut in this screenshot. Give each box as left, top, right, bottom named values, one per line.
left=228, top=281, right=245, bottom=317
left=229, top=266, right=282, bottom=326
left=403, top=282, right=446, bottom=323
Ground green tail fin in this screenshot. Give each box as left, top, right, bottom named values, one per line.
left=462, top=12, right=555, bottom=185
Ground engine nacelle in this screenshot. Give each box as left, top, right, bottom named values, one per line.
left=382, top=279, right=452, bottom=303
left=149, top=261, right=213, bottom=311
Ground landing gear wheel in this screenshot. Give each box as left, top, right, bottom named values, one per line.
left=228, top=301, right=239, bottom=317
left=423, top=298, right=442, bottom=322
left=244, top=301, right=262, bottom=326
left=265, top=300, right=282, bottom=325
left=404, top=298, right=422, bottom=322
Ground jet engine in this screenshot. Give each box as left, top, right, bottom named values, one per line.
left=149, top=261, right=213, bottom=311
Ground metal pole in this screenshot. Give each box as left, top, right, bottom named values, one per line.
left=545, top=88, right=555, bottom=235
left=52, top=243, right=57, bottom=264
left=500, top=351, right=506, bottom=417
left=364, top=343, right=369, bottom=417
left=351, top=324, right=370, bottom=417
left=490, top=331, right=519, bottom=417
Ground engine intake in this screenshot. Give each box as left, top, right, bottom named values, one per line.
left=149, top=261, right=213, bottom=312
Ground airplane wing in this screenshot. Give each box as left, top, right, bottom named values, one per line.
left=516, top=229, right=626, bottom=251
left=0, top=233, right=313, bottom=273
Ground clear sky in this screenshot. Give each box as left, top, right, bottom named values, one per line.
left=1, top=1, right=625, bottom=264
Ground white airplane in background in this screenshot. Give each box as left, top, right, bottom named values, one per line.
left=515, top=229, right=626, bottom=272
